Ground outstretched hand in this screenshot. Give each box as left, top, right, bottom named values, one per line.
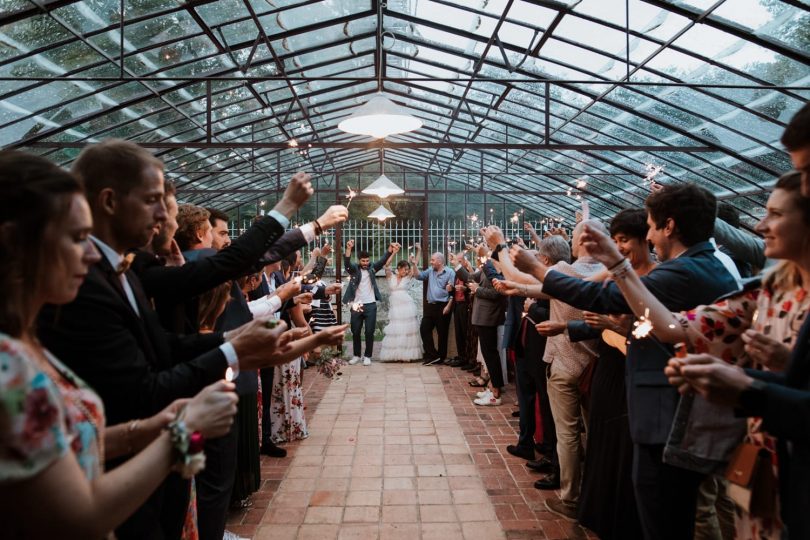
left=578, top=224, right=623, bottom=268
left=481, top=226, right=505, bottom=250
left=664, top=353, right=753, bottom=406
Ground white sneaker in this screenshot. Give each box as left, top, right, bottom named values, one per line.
left=348, top=356, right=361, bottom=365
left=363, top=357, right=372, bottom=366
left=476, top=389, right=492, bottom=399
left=474, top=394, right=502, bottom=406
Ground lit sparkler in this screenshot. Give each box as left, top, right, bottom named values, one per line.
left=510, top=212, right=519, bottom=224
left=345, top=186, right=357, bottom=209
left=643, top=163, right=664, bottom=186
left=632, top=308, right=654, bottom=339
left=225, top=367, right=236, bottom=382
left=350, top=302, right=364, bottom=313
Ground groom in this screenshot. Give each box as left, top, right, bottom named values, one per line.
left=343, top=239, right=397, bottom=365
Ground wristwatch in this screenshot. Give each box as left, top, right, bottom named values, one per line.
left=492, top=243, right=508, bottom=261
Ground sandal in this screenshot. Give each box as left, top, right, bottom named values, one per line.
left=468, top=376, right=490, bottom=387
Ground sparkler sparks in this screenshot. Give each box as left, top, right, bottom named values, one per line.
left=350, top=302, right=364, bottom=313
left=345, top=187, right=357, bottom=209
left=632, top=308, right=654, bottom=339
left=643, top=163, right=664, bottom=186
left=225, top=367, right=237, bottom=382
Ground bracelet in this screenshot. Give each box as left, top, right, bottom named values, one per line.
left=607, top=257, right=627, bottom=272
left=609, top=258, right=633, bottom=280
left=166, top=413, right=206, bottom=479
left=125, top=419, right=140, bottom=455
left=314, top=219, right=323, bottom=236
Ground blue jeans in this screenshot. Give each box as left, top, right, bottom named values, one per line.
left=350, top=302, right=377, bottom=357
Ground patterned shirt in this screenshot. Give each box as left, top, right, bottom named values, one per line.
left=0, top=334, right=105, bottom=483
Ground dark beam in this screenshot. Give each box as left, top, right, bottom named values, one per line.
left=27, top=141, right=716, bottom=151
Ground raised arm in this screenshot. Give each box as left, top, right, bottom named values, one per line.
left=524, top=222, right=543, bottom=246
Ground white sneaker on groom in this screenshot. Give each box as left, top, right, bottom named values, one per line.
left=348, top=356, right=361, bottom=365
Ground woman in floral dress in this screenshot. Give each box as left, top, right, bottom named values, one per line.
left=270, top=300, right=310, bottom=443
left=0, top=151, right=237, bottom=538
left=579, top=171, right=810, bottom=540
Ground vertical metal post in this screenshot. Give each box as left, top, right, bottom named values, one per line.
left=544, top=82, right=550, bottom=144
left=206, top=80, right=212, bottom=143
left=119, top=0, right=125, bottom=78
left=626, top=0, right=631, bottom=79
left=335, top=172, right=343, bottom=325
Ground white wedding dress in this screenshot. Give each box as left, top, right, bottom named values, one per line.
left=379, top=275, right=423, bottom=361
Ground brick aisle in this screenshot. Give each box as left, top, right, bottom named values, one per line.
left=227, top=360, right=596, bottom=540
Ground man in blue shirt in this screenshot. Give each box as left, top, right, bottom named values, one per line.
left=415, top=245, right=456, bottom=365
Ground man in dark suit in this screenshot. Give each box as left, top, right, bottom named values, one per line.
left=37, top=139, right=311, bottom=540
left=456, top=255, right=506, bottom=403
left=342, top=239, right=396, bottom=365
left=492, top=184, right=739, bottom=539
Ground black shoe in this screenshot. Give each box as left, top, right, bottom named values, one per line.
left=511, top=410, right=520, bottom=418
left=506, top=445, right=535, bottom=461
left=449, top=358, right=465, bottom=367
left=426, top=357, right=443, bottom=366
left=260, top=442, right=287, bottom=458
left=526, top=457, right=553, bottom=473
left=422, top=355, right=438, bottom=365
left=533, top=472, right=560, bottom=490
left=462, top=363, right=478, bottom=372
left=442, top=357, right=455, bottom=365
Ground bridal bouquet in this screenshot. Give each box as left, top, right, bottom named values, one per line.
left=314, top=345, right=345, bottom=379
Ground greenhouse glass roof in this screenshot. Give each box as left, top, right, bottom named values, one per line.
left=1, top=0, right=808, bottom=221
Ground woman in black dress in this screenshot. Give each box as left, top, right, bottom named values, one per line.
left=577, top=209, right=655, bottom=539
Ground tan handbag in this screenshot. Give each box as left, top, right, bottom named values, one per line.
left=724, top=442, right=778, bottom=519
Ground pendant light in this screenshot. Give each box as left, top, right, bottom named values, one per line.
left=362, top=148, right=404, bottom=198
left=337, top=2, right=421, bottom=140
left=368, top=203, right=396, bottom=222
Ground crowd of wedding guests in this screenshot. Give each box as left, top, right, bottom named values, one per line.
left=421, top=102, right=808, bottom=540
left=0, top=139, right=351, bottom=540
left=1, top=101, right=808, bottom=540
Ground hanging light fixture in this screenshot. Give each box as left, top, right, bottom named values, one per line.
left=368, top=203, right=395, bottom=222
left=362, top=148, right=404, bottom=198
left=337, top=2, right=421, bottom=139
left=338, top=94, right=422, bottom=139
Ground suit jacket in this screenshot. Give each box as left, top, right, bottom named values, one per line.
left=342, top=251, right=392, bottom=304
left=256, top=227, right=307, bottom=267
left=132, top=214, right=285, bottom=333
left=215, top=281, right=259, bottom=395
left=541, top=241, right=738, bottom=445
left=37, top=251, right=228, bottom=539
left=457, top=263, right=506, bottom=327
left=740, top=316, right=810, bottom=538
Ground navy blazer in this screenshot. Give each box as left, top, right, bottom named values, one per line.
left=740, top=316, right=810, bottom=538
left=541, top=241, right=738, bottom=444
left=342, top=251, right=393, bottom=304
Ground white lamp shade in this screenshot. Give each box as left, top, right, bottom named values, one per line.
left=361, top=174, right=405, bottom=198
left=368, top=203, right=396, bottom=222
left=337, top=94, right=422, bottom=139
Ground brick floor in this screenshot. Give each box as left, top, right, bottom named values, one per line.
left=227, top=360, right=596, bottom=539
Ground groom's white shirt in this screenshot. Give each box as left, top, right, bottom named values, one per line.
left=356, top=267, right=375, bottom=304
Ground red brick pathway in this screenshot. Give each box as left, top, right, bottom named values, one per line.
left=227, top=361, right=596, bottom=539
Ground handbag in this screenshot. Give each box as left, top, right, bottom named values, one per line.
left=724, top=442, right=778, bottom=519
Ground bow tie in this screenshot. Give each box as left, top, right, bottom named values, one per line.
left=116, top=253, right=135, bottom=275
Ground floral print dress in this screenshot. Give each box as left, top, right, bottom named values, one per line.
left=678, top=284, right=810, bottom=540
left=269, top=330, right=308, bottom=444
left=0, top=334, right=105, bottom=484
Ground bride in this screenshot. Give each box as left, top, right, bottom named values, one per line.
left=379, top=246, right=423, bottom=361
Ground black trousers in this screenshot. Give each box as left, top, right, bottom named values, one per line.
left=260, top=367, right=274, bottom=447
left=453, top=301, right=469, bottom=361
left=420, top=302, right=452, bottom=359
left=349, top=302, right=377, bottom=357
left=633, top=443, right=705, bottom=540
left=476, top=325, right=504, bottom=388
left=196, top=419, right=239, bottom=540
left=516, top=353, right=547, bottom=451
